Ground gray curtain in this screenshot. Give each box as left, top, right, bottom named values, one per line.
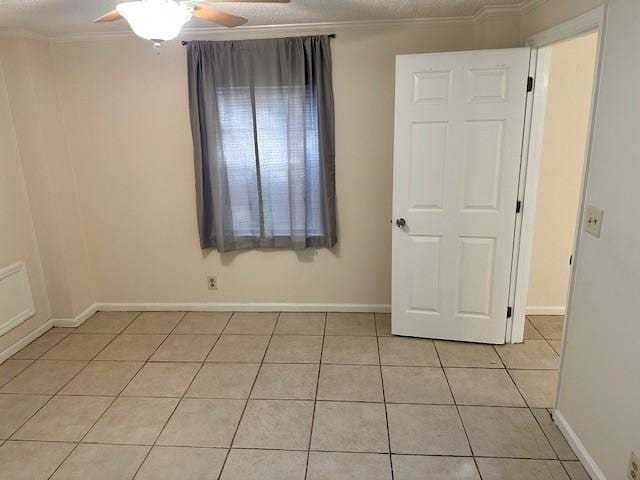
left=187, top=35, right=336, bottom=252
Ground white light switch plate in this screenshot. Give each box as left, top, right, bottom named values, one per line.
left=585, top=205, right=604, bottom=238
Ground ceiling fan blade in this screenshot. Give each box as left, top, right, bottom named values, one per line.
left=192, top=4, right=248, bottom=27
left=94, top=10, right=123, bottom=23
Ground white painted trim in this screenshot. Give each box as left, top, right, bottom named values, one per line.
left=97, top=302, right=391, bottom=313
left=520, top=0, right=549, bottom=15
left=475, top=3, right=524, bottom=21
left=0, top=262, right=36, bottom=336
left=508, top=46, right=551, bottom=344
left=51, top=303, right=99, bottom=328
left=511, top=5, right=605, bottom=346
left=0, top=0, right=538, bottom=44
left=49, top=17, right=476, bottom=43
left=525, top=306, right=565, bottom=316
left=505, top=47, right=538, bottom=344
left=518, top=4, right=607, bottom=412
left=554, top=5, right=607, bottom=412
left=552, top=409, right=607, bottom=480
left=0, top=319, right=53, bottom=363
left=526, top=6, right=605, bottom=47
left=0, top=29, right=49, bottom=41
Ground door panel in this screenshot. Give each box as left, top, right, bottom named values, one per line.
left=409, top=122, right=447, bottom=210
left=392, top=48, right=530, bottom=344
left=408, top=235, right=441, bottom=312
left=463, top=120, right=504, bottom=210
left=457, top=237, right=495, bottom=316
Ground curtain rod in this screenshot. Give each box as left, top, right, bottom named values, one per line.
left=181, top=34, right=335, bottom=45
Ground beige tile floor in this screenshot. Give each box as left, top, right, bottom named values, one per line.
left=0, top=311, right=591, bottom=480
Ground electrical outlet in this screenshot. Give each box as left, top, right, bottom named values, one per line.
left=585, top=205, right=604, bottom=238
left=207, top=276, right=217, bottom=290
left=629, top=451, right=639, bottom=480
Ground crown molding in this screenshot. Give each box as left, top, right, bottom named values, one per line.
left=520, top=0, right=549, bottom=14
left=0, top=29, right=49, bottom=42
left=48, top=16, right=478, bottom=43
left=474, top=2, right=523, bottom=21
left=1, top=0, right=552, bottom=44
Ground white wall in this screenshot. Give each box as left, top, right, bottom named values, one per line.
left=0, top=39, right=95, bottom=320
left=0, top=37, right=95, bottom=353
left=50, top=24, right=476, bottom=308
left=527, top=33, right=598, bottom=311
left=521, top=0, right=607, bottom=40
left=4, top=16, right=639, bottom=480
left=0, top=54, right=52, bottom=354
left=474, top=12, right=521, bottom=48
left=534, top=1, right=640, bottom=479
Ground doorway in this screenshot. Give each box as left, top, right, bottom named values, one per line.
left=510, top=7, right=605, bottom=348
left=390, top=7, right=605, bottom=348
left=525, top=32, right=599, bottom=355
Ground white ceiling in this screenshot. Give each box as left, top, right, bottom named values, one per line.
left=0, top=0, right=523, bottom=35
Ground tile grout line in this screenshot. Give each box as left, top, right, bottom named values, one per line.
left=3, top=394, right=566, bottom=408
left=49, top=311, right=190, bottom=478
left=535, top=408, right=575, bottom=463
left=375, top=318, right=395, bottom=480
left=526, top=315, right=544, bottom=338
left=490, top=344, right=508, bottom=370
left=0, top=359, right=36, bottom=389
left=141, top=311, right=189, bottom=361
left=436, top=344, right=483, bottom=480
left=215, top=312, right=279, bottom=480
left=527, top=315, right=563, bottom=355
left=3, top=359, right=562, bottom=368
left=2, top=311, right=584, bottom=478
left=43, top=311, right=164, bottom=480
left=3, top=313, right=144, bottom=460
left=1, top=436, right=575, bottom=461
left=502, top=355, right=562, bottom=450
left=495, top=334, right=563, bottom=464
left=10, top=330, right=69, bottom=362
left=303, top=312, right=327, bottom=480
left=128, top=311, right=230, bottom=479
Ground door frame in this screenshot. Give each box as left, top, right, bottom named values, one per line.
left=508, top=5, right=607, bottom=347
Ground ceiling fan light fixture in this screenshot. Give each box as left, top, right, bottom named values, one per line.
left=116, top=0, right=192, bottom=42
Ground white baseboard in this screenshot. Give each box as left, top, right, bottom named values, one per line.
left=51, top=303, right=99, bottom=328
left=0, top=319, right=53, bottom=363
left=97, top=302, right=391, bottom=313
left=0, top=303, right=99, bottom=364
left=526, top=306, right=566, bottom=315
left=553, top=409, right=607, bottom=480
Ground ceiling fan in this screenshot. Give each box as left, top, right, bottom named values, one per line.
left=95, top=0, right=290, bottom=51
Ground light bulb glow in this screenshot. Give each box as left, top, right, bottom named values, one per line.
left=117, top=0, right=192, bottom=42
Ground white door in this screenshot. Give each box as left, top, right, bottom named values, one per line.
left=392, top=48, right=531, bottom=344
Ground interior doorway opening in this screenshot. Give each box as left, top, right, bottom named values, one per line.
left=524, top=32, right=599, bottom=351
left=510, top=5, right=605, bottom=347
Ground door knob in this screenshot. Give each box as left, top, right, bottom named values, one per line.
left=396, top=218, right=406, bottom=228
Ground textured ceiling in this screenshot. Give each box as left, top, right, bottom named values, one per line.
left=0, top=0, right=522, bottom=35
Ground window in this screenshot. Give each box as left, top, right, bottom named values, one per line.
left=216, top=85, right=323, bottom=238
left=187, top=36, right=336, bottom=252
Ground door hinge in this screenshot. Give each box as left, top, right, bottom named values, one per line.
left=516, top=200, right=522, bottom=214
left=527, top=76, right=534, bottom=92
left=507, top=306, right=513, bottom=318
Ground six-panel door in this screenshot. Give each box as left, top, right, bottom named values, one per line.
left=392, top=48, right=531, bottom=344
